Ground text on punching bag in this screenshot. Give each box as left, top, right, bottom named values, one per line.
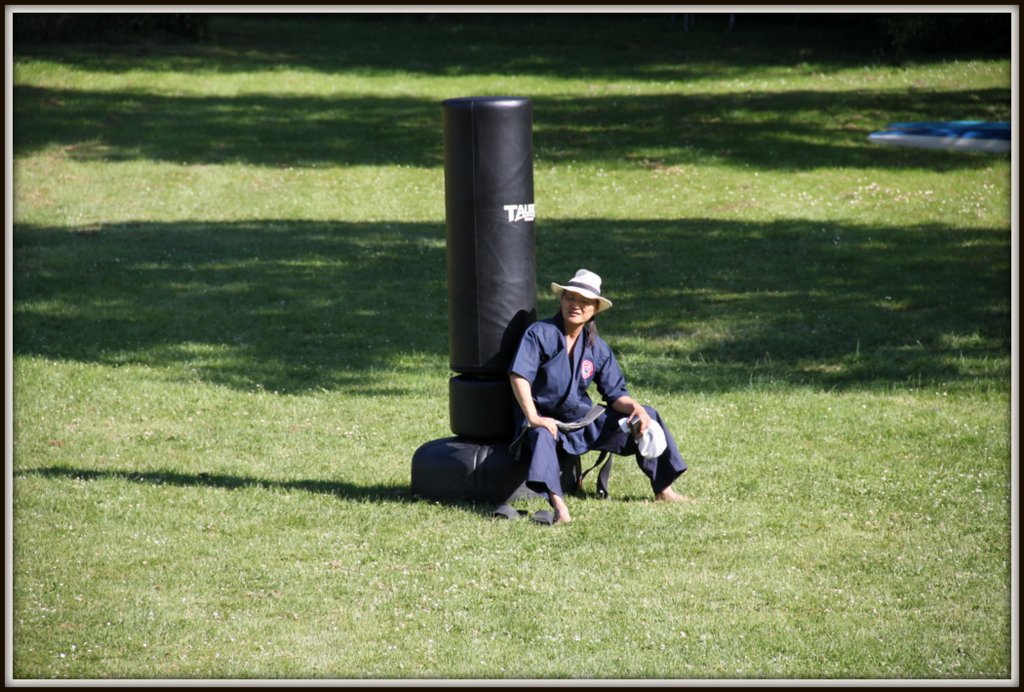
left=503, top=203, right=536, bottom=223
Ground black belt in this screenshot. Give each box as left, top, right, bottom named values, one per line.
left=554, top=403, right=606, bottom=431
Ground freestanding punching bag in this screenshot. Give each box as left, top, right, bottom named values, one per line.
left=444, top=96, right=537, bottom=377
left=411, top=97, right=540, bottom=504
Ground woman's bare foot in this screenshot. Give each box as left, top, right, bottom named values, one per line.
left=655, top=486, right=689, bottom=503
left=550, top=493, right=573, bottom=523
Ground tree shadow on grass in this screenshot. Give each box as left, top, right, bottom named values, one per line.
left=13, top=84, right=1008, bottom=171
left=13, top=217, right=1012, bottom=395
left=13, top=220, right=449, bottom=395
left=538, top=218, right=1011, bottom=393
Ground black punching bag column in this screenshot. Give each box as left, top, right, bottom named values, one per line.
left=411, top=97, right=540, bottom=504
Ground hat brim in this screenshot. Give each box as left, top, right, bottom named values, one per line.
left=551, top=283, right=613, bottom=313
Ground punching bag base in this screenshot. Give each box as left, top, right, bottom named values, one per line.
left=410, top=437, right=542, bottom=504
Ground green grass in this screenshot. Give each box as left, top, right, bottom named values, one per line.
left=11, top=14, right=1014, bottom=681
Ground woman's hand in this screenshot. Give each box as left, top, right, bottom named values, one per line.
left=614, top=397, right=651, bottom=434
left=631, top=406, right=651, bottom=435
left=530, top=415, right=560, bottom=439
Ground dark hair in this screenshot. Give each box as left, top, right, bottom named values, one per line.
left=586, top=319, right=599, bottom=348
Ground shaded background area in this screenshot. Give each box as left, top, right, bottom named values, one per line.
left=13, top=12, right=1013, bottom=59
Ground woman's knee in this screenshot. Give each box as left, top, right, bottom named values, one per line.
left=526, top=426, right=558, bottom=452
left=643, top=404, right=663, bottom=422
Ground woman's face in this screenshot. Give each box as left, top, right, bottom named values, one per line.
left=560, top=290, right=598, bottom=329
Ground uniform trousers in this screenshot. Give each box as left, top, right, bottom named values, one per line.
left=522, top=405, right=687, bottom=498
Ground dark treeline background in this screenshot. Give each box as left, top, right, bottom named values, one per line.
left=13, top=12, right=1012, bottom=59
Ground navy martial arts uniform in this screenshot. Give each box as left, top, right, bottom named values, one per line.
left=508, top=312, right=687, bottom=498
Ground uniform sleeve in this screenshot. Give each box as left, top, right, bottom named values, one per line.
left=508, top=324, right=543, bottom=382
left=594, top=338, right=629, bottom=404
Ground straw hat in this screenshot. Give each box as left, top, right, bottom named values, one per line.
left=550, top=269, right=613, bottom=313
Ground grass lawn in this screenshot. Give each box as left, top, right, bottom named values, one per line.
left=9, top=13, right=1015, bottom=681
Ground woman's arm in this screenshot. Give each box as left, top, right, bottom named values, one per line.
left=509, top=374, right=559, bottom=439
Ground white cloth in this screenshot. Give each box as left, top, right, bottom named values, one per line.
left=618, top=417, right=667, bottom=459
